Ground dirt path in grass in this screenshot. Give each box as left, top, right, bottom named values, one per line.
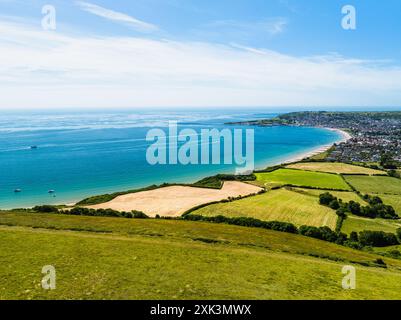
left=86, top=181, right=262, bottom=217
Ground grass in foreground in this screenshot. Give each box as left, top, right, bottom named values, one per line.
left=191, top=188, right=338, bottom=229
left=286, top=162, right=385, bottom=175
left=341, top=215, right=401, bottom=235
left=344, top=175, right=401, bottom=195
left=255, top=169, right=351, bottom=190
left=1, top=211, right=401, bottom=300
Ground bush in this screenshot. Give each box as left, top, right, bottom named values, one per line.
left=359, top=231, right=399, bottom=247
left=319, top=192, right=337, bottom=206
left=347, top=201, right=361, bottom=216
left=363, top=195, right=383, bottom=205
left=388, top=170, right=401, bottom=178
left=358, top=203, right=398, bottom=219
left=299, top=225, right=345, bottom=244
left=350, top=231, right=359, bottom=242
left=374, top=258, right=387, bottom=267
left=388, top=250, right=401, bottom=258
left=336, top=207, right=347, bottom=219
left=343, top=240, right=363, bottom=250
left=329, top=199, right=340, bottom=210
left=349, top=196, right=398, bottom=220
left=33, top=205, right=59, bottom=213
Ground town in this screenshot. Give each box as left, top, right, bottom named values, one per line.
left=233, top=111, right=401, bottom=167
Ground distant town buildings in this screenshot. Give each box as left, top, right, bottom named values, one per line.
left=243, top=112, right=401, bottom=164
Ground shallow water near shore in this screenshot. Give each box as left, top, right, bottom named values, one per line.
left=0, top=110, right=342, bottom=208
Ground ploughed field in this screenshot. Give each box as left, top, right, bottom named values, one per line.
left=2, top=211, right=401, bottom=300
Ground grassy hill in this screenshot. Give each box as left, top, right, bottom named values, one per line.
left=191, top=188, right=338, bottom=229
left=255, top=169, right=351, bottom=190
left=2, top=211, right=401, bottom=300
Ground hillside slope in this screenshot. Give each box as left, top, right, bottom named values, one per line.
left=1, top=211, right=401, bottom=300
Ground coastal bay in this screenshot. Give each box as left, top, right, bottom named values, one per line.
left=0, top=110, right=343, bottom=209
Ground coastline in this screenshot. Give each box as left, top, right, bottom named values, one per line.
left=3, top=125, right=351, bottom=209
left=72, top=126, right=350, bottom=205
left=280, top=128, right=352, bottom=165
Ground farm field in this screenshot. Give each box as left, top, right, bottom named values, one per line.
left=85, top=181, right=262, bottom=217
left=290, top=188, right=367, bottom=204
left=380, top=195, right=401, bottom=214
left=255, top=169, right=351, bottom=190
left=344, top=175, right=401, bottom=195
left=286, top=162, right=385, bottom=175
left=191, top=188, right=338, bottom=229
left=341, top=215, right=401, bottom=235
left=1, top=211, right=401, bottom=300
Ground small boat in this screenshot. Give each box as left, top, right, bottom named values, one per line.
left=48, top=190, right=55, bottom=194
left=14, top=189, right=22, bottom=193
left=30, top=146, right=38, bottom=149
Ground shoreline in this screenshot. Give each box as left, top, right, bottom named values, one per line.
left=70, top=127, right=352, bottom=206
left=4, top=126, right=352, bottom=209
left=280, top=127, right=352, bottom=165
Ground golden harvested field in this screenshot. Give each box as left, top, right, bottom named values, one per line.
left=286, top=162, right=385, bottom=175
left=86, top=181, right=262, bottom=217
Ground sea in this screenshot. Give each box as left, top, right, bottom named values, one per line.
left=0, top=109, right=343, bottom=209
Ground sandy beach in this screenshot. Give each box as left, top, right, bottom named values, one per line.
left=282, top=128, right=352, bottom=165
left=86, top=181, right=262, bottom=217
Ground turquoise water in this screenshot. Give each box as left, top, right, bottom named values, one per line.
left=0, top=110, right=342, bottom=209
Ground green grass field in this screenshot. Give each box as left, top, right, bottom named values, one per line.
left=291, top=188, right=367, bottom=205
left=255, top=169, right=351, bottom=190
left=192, top=188, right=338, bottom=229
left=286, top=162, right=385, bottom=175
left=344, top=175, right=401, bottom=195
left=2, top=211, right=401, bottom=300
left=380, top=195, right=401, bottom=214
left=341, top=215, right=401, bottom=235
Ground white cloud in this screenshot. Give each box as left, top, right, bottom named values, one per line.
left=206, top=18, right=288, bottom=36
left=75, top=1, right=159, bottom=33
left=0, top=18, right=401, bottom=109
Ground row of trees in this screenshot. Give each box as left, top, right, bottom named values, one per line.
left=350, top=230, right=400, bottom=247
left=319, top=192, right=398, bottom=220
left=184, top=215, right=298, bottom=234
left=33, top=205, right=149, bottom=219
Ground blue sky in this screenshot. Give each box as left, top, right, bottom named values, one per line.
left=0, top=0, right=401, bottom=109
